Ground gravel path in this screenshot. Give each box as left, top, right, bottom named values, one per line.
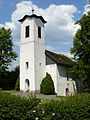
left=12, top=92, right=60, bottom=100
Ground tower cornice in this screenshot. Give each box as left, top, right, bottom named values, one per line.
left=18, top=14, right=47, bottom=24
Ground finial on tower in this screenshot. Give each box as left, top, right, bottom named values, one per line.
left=31, top=5, right=34, bottom=15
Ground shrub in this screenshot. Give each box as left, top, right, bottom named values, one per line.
left=15, top=76, right=20, bottom=91
left=0, top=93, right=90, bottom=120
left=40, top=73, right=55, bottom=95
left=0, top=92, right=40, bottom=120
left=41, top=93, right=90, bottom=120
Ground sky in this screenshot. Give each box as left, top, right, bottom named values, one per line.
left=0, top=0, right=90, bottom=69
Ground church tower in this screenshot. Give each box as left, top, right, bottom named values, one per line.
left=19, top=13, right=47, bottom=92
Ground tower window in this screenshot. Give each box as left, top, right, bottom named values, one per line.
left=26, top=62, right=29, bottom=69
left=67, top=73, right=69, bottom=81
left=25, top=26, right=29, bottom=38
left=38, top=26, right=41, bottom=38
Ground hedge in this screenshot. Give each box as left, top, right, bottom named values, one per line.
left=41, top=93, right=90, bottom=120
left=0, top=92, right=40, bottom=120
left=0, top=92, right=90, bottom=120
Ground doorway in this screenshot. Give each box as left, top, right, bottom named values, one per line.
left=66, top=88, right=69, bottom=96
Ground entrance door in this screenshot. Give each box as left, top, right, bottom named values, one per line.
left=66, top=88, right=69, bottom=96
left=25, top=79, right=29, bottom=92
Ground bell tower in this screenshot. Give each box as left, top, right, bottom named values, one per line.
left=19, top=14, right=47, bottom=92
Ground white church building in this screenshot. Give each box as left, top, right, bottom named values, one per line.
left=19, top=13, right=76, bottom=96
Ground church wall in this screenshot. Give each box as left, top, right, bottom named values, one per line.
left=57, top=66, right=76, bottom=96
left=45, top=64, right=76, bottom=96
left=34, top=18, right=46, bottom=91
left=20, top=17, right=46, bottom=92
left=20, top=42, right=36, bottom=91
left=46, top=64, right=57, bottom=93
left=20, top=18, right=36, bottom=91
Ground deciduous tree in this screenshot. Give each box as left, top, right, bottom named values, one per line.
left=70, top=12, right=90, bottom=91
left=0, top=27, right=17, bottom=72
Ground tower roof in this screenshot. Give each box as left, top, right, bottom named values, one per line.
left=18, top=14, right=47, bottom=23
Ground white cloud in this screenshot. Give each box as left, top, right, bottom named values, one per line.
left=84, top=3, right=90, bottom=15
left=2, top=1, right=79, bottom=45
left=46, top=44, right=73, bottom=58
left=0, top=24, right=4, bottom=28
left=45, top=45, right=56, bottom=52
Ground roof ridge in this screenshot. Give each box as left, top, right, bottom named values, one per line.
left=45, top=50, right=73, bottom=67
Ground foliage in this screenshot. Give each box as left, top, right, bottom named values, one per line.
left=40, top=93, right=90, bottom=120
left=0, top=27, right=17, bottom=72
left=0, top=92, right=40, bottom=120
left=40, top=73, right=55, bottom=95
left=0, top=93, right=90, bottom=120
left=0, top=66, right=19, bottom=90
left=70, top=12, right=90, bottom=91
left=0, top=27, right=18, bottom=90
left=15, top=75, right=20, bottom=91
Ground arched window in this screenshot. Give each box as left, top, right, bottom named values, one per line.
left=25, top=79, right=29, bottom=92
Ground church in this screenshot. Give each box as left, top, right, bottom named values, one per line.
left=19, top=13, right=76, bottom=96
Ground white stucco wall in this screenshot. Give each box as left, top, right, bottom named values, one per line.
left=46, top=64, right=57, bottom=93
left=20, top=17, right=45, bottom=92
left=46, top=64, right=76, bottom=96
left=57, top=66, right=76, bottom=96
left=34, top=18, right=45, bottom=91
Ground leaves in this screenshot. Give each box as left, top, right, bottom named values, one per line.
left=70, top=12, right=90, bottom=91
left=40, top=73, right=55, bottom=95
left=0, top=27, right=17, bottom=72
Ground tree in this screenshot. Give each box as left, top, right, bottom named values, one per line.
left=15, top=76, right=20, bottom=91
left=70, top=12, right=90, bottom=91
left=0, top=66, right=19, bottom=90
left=0, top=27, right=17, bottom=72
left=40, top=73, right=55, bottom=95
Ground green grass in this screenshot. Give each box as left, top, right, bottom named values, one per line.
left=3, top=90, right=17, bottom=93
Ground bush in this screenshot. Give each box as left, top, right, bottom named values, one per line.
left=40, top=73, right=55, bottom=95
left=0, top=93, right=90, bottom=120
left=15, top=76, right=20, bottom=91
left=41, top=93, right=90, bottom=120
left=0, top=92, right=40, bottom=120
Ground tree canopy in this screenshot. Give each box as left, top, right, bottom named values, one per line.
left=0, top=27, right=17, bottom=72
left=70, top=12, right=90, bottom=91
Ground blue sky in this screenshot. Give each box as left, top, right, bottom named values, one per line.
left=0, top=0, right=88, bottom=24
left=0, top=0, right=89, bottom=69
left=0, top=0, right=87, bottom=24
